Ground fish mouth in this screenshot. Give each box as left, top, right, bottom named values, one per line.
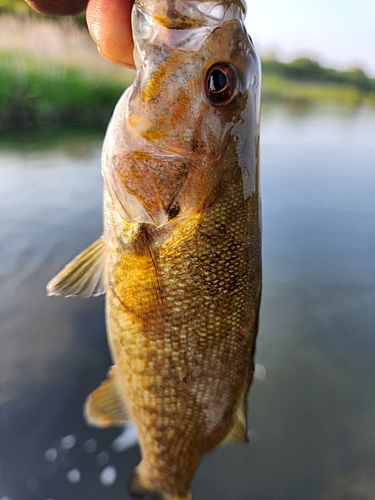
left=136, top=0, right=247, bottom=30
left=132, top=0, right=247, bottom=61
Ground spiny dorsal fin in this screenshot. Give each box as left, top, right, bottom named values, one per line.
left=47, top=237, right=107, bottom=297
left=220, top=403, right=248, bottom=446
left=84, top=366, right=130, bottom=427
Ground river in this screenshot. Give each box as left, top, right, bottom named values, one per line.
left=1, top=105, right=375, bottom=500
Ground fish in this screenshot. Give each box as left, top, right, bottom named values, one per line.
left=47, top=0, right=261, bottom=498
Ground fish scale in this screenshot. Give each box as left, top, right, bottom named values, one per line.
left=104, top=143, right=260, bottom=497
left=47, top=0, right=261, bottom=497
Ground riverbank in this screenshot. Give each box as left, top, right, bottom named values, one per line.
left=261, top=57, right=375, bottom=107
left=0, top=49, right=127, bottom=129
left=0, top=14, right=134, bottom=131
left=1, top=15, right=375, bottom=131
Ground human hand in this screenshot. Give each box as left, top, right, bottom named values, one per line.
left=25, top=0, right=135, bottom=68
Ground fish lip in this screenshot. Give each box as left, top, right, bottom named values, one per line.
left=136, top=0, right=247, bottom=25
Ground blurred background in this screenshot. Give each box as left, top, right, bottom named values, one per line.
left=1, top=1, right=375, bottom=500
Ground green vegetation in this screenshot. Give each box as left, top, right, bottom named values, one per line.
left=262, top=57, right=375, bottom=107
left=0, top=50, right=126, bottom=129
left=1, top=14, right=375, bottom=132
left=0, top=15, right=133, bottom=132
left=0, top=0, right=30, bottom=14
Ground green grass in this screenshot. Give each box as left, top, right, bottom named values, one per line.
left=261, top=57, right=375, bottom=107
left=0, top=0, right=31, bottom=13
left=0, top=123, right=105, bottom=150
left=0, top=15, right=134, bottom=131
left=0, top=50, right=127, bottom=129
left=262, top=74, right=367, bottom=107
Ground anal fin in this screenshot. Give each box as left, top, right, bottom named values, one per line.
left=47, top=236, right=107, bottom=297
left=84, top=366, right=130, bottom=427
left=220, top=402, right=248, bottom=446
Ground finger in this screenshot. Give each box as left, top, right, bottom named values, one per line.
left=25, top=0, right=88, bottom=15
left=87, top=0, right=135, bottom=68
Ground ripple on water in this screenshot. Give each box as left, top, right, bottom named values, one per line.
left=112, top=424, right=138, bottom=452
left=60, top=434, right=77, bottom=450
left=100, top=466, right=117, bottom=487
left=96, top=451, right=110, bottom=466
left=45, top=448, right=58, bottom=462
left=254, top=363, right=267, bottom=381
left=66, top=468, right=81, bottom=484
left=26, top=479, right=37, bottom=491
left=83, top=438, right=97, bottom=453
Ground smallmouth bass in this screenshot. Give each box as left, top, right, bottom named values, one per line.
left=47, top=0, right=261, bottom=498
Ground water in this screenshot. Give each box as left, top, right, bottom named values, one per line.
left=1, top=106, right=375, bottom=500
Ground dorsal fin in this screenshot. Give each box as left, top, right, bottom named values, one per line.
left=84, top=366, right=130, bottom=427
left=219, top=402, right=248, bottom=446
left=47, top=237, right=107, bottom=297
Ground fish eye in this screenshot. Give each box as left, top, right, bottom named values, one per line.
left=205, top=64, right=238, bottom=106
left=209, top=69, right=227, bottom=92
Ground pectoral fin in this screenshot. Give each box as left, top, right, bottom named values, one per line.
left=220, top=402, right=248, bottom=446
left=84, top=366, right=130, bottom=427
left=47, top=237, right=107, bottom=297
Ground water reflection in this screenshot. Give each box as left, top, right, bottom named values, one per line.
left=1, top=106, right=375, bottom=500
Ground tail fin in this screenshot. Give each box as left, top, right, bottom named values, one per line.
left=128, top=462, right=192, bottom=500
left=128, top=465, right=150, bottom=499
left=165, top=493, right=192, bottom=500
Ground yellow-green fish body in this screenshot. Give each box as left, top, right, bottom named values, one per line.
left=48, top=1, right=261, bottom=498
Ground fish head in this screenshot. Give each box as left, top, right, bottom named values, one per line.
left=102, top=0, right=261, bottom=227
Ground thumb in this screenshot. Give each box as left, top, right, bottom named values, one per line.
left=87, top=0, right=135, bottom=68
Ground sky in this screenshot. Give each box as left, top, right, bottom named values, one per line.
left=245, top=0, right=375, bottom=76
